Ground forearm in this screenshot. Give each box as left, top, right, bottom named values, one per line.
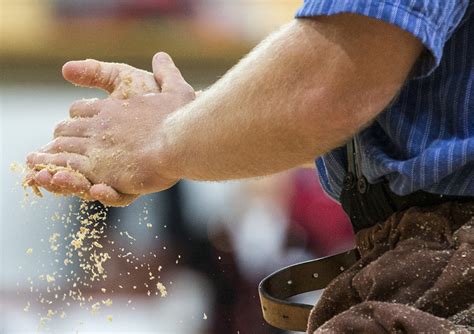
left=159, top=16, right=422, bottom=181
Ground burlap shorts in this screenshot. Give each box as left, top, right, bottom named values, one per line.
left=308, top=201, right=474, bottom=333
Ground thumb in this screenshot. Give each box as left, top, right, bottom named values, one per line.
left=152, top=52, right=189, bottom=93
left=62, top=59, right=129, bottom=94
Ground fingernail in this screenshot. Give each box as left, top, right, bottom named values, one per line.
left=154, top=52, right=171, bottom=62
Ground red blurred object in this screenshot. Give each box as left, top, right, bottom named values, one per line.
left=290, top=169, right=355, bottom=257
left=119, top=0, right=194, bottom=18
left=54, top=0, right=194, bottom=18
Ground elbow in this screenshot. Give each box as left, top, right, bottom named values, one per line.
left=296, top=83, right=397, bottom=149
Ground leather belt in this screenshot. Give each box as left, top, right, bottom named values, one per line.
left=258, top=249, right=358, bottom=332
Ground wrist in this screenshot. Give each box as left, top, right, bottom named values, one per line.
left=150, top=113, right=184, bottom=185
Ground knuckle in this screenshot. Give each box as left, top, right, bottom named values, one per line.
left=66, top=159, right=82, bottom=171
left=179, top=83, right=195, bottom=100
left=83, top=59, right=101, bottom=86
left=51, top=137, right=70, bottom=152
left=183, top=82, right=194, bottom=94
left=70, top=98, right=100, bottom=117
left=103, top=66, right=120, bottom=91
left=91, top=60, right=102, bottom=80
left=48, top=138, right=61, bottom=152
left=26, top=153, right=36, bottom=166
left=53, top=120, right=67, bottom=137
left=69, top=102, right=79, bottom=117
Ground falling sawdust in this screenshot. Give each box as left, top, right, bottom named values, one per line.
left=10, top=161, right=26, bottom=174
left=12, top=162, right=169, bottom=329
left=102, top=298, right=113, bottom=307
left=49, top=233, right=60, bottom=252
left=156, top=282, right=168, bottom=298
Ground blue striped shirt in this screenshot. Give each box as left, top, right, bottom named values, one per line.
left=296, top=1, right=474, bottom=200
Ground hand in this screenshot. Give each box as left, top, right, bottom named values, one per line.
left=25, top=58, right=161, bottom=205
left=26, top=52, right=195, bottom=206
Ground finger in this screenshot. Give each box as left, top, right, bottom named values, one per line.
left=51, top=170, right=92, bottom=197
left=54, top=119, right=91, bottom=138
left=28, top=167, right=94, bottom=200
left=23, top=170, right=44, bottom=196
left=40, top=137, right=89, bottom=156
left=23, top=170, right=36, bottom=187
left=26, top=152, right=90, bottom=174
left=90, top=184, right=137, bottom=207
left=69, top=98, right=101, bottom=118
left=152, top=52, right=194, bottom=95
left=34, top=169, right=64, bottom=194
left=62, top=59, right=129, bottom=94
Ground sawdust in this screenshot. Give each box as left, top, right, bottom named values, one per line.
left=102, top=298, right=113, bottom=306
left=13, top=162, right=169, bottom=328
left=10, top=161, right=26, bottom=173
left=156, top=282, right=167, bottom=297
left=19, top=197, right=169, bottom=329
left=49, top=233, right=60, bottom=252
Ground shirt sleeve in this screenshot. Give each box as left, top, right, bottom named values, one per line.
left=295, top=0, right=470, bottom=77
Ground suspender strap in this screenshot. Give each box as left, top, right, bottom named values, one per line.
left=341, top=138, right=473, bottom=232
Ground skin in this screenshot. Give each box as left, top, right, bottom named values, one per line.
left=25, top=55, right=194, bottom=206
left=27, top=14, right=423, bottom=206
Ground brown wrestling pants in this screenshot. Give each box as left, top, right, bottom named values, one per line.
left=308, top=201, right=474, bottom=333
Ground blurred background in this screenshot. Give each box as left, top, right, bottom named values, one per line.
left=0, top=1, right=355, bottom=333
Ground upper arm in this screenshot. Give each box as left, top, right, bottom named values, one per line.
left=296, top=1, right=470, bottom=78
left=291, top=14, right=423, bottom=133
left=290, top=1, right=470, bottom=137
